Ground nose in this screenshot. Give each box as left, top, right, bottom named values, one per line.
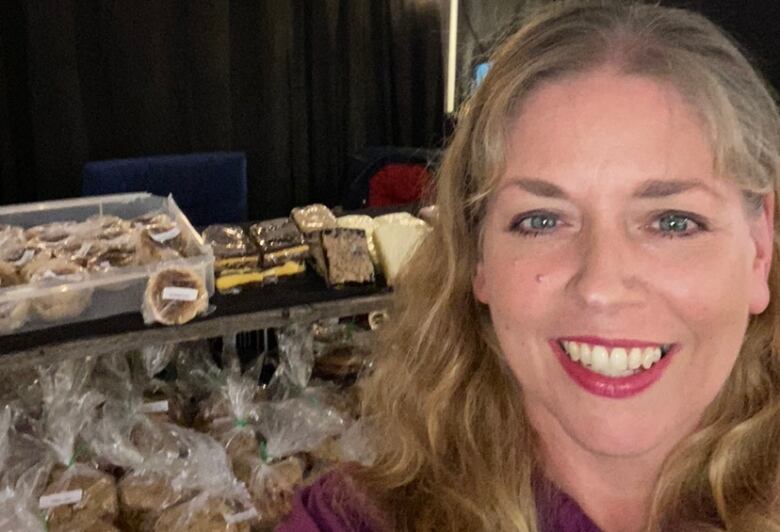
left=567, top=223, right=645, bottom=313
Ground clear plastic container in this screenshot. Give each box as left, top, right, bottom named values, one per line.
left=0, top=193, right=214, bottom=335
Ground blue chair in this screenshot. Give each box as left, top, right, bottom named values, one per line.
left=82, top=152, right=248, bottom=226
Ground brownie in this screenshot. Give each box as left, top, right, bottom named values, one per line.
left=313, top=228, right=374, bottom=286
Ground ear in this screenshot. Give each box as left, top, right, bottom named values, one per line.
left=748, top=193, right=774, bottom=315
left=473, top=260, right=490, bottom=304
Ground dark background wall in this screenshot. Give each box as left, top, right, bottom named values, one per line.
left=0, top=1, right=444, bottom=219
left=456, top=0, right=780, bottom=104
left=1, top=1, right=777, bottom=219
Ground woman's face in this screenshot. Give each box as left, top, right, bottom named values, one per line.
left=473, top=69, right=774, bottom=457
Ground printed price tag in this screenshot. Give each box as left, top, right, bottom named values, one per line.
left=39, top=489, right=83, bottom=509
left=162, top=287, right=198, bottom=301
left=224, top=508, right=258, bottom=524
left=150, top=226, right=181, bottom=243
left=140, top=400, right=169, bottom=414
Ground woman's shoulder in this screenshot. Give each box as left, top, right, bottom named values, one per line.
left=276, top=467, right=386, bottom=532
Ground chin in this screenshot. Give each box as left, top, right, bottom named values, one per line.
left=554, top=405, right=685, bottom=458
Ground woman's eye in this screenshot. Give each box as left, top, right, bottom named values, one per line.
left=651, top=212, right=705, bottom=237
left=510, top=212, right=559, bottom=236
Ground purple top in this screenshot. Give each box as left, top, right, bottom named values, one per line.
left=276, top=471, right=601, bottom=532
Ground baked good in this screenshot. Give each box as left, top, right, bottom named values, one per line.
left=202, top=225, right=259, bottom=272
left=247, top=457, right=304, bottom=528
left=27, top=258, right=93, bottom=321
left=336, top=214, right=378, bottom=264
left=313, top=344, right=369, bottom=383
left=118, top=471, right=184, bottom=531
left=0, top=225, right=27, bottom=263
left=86, top=247, right=137, bottom=272
left=215, top=261, right=305, bottom=294
left=0, top=260, right=30, bottom=333
left=250, top=218, right=309, bottom=268
left=143, top=267, right=208, bottom=325
left=152, top=496, right=252, bottom=532
left=311, top=228, right=374, bottom=286
left=290, top=204, right=337, bottom=235
left=42, top=467, right=118, bottom=531
left=136, top=223, right=186, bottom=265
left=373, top=219, right=431, bottom=286
left=133, top=212, right=174, bottom=229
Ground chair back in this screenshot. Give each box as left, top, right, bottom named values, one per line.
left=82, top=152, right=247, bottom=226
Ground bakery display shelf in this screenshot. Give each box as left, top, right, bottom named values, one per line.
left=0, top=268, right=393, bottom=370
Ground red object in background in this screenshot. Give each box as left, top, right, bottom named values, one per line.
left=367, top=163, right=432, bottom=207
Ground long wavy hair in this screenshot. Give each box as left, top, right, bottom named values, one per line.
left=354, top=1, right=780, bottom=530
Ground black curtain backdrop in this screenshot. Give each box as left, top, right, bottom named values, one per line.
left=0, top=1, right=444, bottom=219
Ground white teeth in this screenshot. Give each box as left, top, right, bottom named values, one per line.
left=580, top=344, right=592, bottom=365
left=610, top=348, right=628, bottom=374
left=641, top=347, right=660, bottom=369
left=591, top=346, right=609, bottom=372
left=568, top=341, right=580, bottom=361
left=561, top=341, right=668, bottom=377
left=628, top=347, right=642, bottom=370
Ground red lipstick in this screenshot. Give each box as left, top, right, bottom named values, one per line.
left=550, top=339, right=676, bottom=399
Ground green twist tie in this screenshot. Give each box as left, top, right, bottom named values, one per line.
left=67, top=455, right=76, bottom=468
left=235, top=418, right=248, bottom=428
left=260, top=441, right=269, bottom=463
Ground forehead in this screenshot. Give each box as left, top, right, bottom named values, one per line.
left=504, top=69, right=715, bottom=190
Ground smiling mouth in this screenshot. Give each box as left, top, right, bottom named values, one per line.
left=557, top=339, right=673, bottom=378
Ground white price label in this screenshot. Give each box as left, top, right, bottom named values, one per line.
left=140, top=400, right=169, bottom=414
left=39, top=489, right=83, bottom=509
left=224, top=508, right=258, bottom=524
left=150, top=226, right=181, bottom=243
left=161, top=287, right=198, bottom=301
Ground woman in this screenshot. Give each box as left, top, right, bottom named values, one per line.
left=279, top=1, right=780, bottom=530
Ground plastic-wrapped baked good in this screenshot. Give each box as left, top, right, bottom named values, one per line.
left=26, top=258, right=93, bottom=321
left=152, top=494, right=251, bottom=532
left=250, top=218, right=309, bottom=268
left=245, top=456, right=304, bottom=528
left=0, top=225, right=28, bottom=262
left=202, top=225, right=259, bottom=272
left=311, top=228, right=375, bottom=286
left=336, top=214, right=378, bottom=265
left=142, top=266, right=208, bottom=325
left=132, top=211, right=174, bottom=229
left=42, top=466, right=120, bottom=531
left=215, top=261, right=306, bottom=294
left=313, top=344, right=370, bottom=384
left=86, top=246, right=137, bottom=271
left=38, top=359, right=120, bottom=531
left=0, top=260, right=31, bottom=333
left=135, top=227, right=184, bottom=265
left=290, top=204, right=337, bottom=235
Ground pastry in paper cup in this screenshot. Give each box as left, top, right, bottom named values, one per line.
left=143, top=267, right=208, bottom=326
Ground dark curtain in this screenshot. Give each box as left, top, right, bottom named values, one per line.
left=0, top=1, right=444, bottom=219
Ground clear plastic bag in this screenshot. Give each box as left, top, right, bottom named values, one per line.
left=267, top=322, right=316, bottom=398
left=120, top=423, right=257, bottom=532
left=38, top=358, right=120, bottom=530
left=141, top=265, right=208, bottom=326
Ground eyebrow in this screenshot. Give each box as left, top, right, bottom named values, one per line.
left=500, top=177, right=720, bottom=200
left=632, top=179, right=720, bottom=199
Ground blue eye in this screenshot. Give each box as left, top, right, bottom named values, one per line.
left=510, top=212, right=559, bottom=236
left=653, top=212, right=705, bottom=237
